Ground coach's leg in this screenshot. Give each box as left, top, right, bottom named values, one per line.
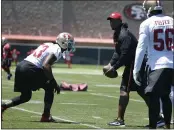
left=117, top=91, right=129, bottom=120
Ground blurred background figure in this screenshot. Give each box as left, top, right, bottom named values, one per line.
left=1, top=37, right=7, bottom=59
left=27, top=47, right=35, bottom=56
left=62, top=51, right=74, bottom=68
left=11, top=48, right=20, bottom=66
left=2, top=42, right=13, bottom=80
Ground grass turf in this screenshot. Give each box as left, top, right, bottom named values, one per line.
left=1, top=63, right=165, bottom=129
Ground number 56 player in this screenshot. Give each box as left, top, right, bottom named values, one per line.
left=2, top=32, right=75, bottom=122
left=133, top=0, right=174, bottom=129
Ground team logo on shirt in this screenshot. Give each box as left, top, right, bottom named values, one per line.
left=123, top=3, right=146, bottom=21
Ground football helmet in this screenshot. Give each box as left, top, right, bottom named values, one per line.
left=56, top=32, right=75, bottom=52
left=143, top=0, right=163, bottom=17
left=2, top=37, right=7, bottom=45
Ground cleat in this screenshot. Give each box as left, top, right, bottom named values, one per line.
left=145, top=115, right=165, bottom=128
left=108, top=119, right=125, bottom=127
left=7, top=74, right=12, bottom=80
left=40, top=113, right=57, bottom=122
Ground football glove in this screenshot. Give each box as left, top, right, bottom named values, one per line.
left=47, top=79, right=60, bottom=94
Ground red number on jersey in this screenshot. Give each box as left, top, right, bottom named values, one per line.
left=154, top=28, right=174, bottom=51
left=33, top=44, right=49, bottom=58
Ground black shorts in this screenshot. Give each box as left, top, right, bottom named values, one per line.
left=120, top=64, right=138, bottom=92
left=14, top=60, right=48, bottom=92
left=1, top=58, right=12, bottom=68
left=120, top=60, right=147, bottom=92
left=145, top=68, right=173, bottom=96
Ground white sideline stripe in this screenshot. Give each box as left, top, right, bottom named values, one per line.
left=90, top=93, right=144, bottom=103
left=12, top=107, right=103, bottom=129
left=92, top=116, right=102, bottom=119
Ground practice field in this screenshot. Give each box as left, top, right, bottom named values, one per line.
left=2, top=64, right=153, bottom=129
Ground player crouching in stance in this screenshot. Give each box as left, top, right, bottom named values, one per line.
left=1, top=32, right=75, bottom=122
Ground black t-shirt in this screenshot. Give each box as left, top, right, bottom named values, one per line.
left=110, top=24, right=138, bottom=70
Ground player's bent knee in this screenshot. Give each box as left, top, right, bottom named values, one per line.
left=21, top=91, right=32, bottom=103
left=120, top=91, right=129, bottom=96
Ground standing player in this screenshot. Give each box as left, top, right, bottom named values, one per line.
left=105, top=12, right=149, bottom=127
left=11, top=48, right=20, bottom=66
left=2, top=42, right=13, bottom=80
left=2, top=32, right=75, bottom=122
left=133, top=0, right=173, bottom=129
left=62, top=50, right=74, bottom=68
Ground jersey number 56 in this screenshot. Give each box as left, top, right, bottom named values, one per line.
left=154, top=28, right=174, bottom=51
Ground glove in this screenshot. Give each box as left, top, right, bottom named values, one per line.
left=54, top=84, right=60, bottom=94
left=133, top=72, right=142, bottom=86
left=47, top=79, right=60, bottom=94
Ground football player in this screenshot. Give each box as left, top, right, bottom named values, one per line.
left=106, top=12, right=149, bottom=127
left=133, top=0, right=173, bottom=129
left=2, top=32, right=75, bottom=122
left=1, top=39, right=13, bottom=80
left=11, top=48, right=20, bottom=66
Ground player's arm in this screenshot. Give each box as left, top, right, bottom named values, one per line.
left=109, top=52, right=119, bottom=66
left=43, top=53, right=60, bottom=94
left=133, top=23, right=148, bottom=74
left=133, top=22, right=148, bottom=86
left=42, top=53, right=57, bottom=81
left=112, top=36, right=132, bottom=70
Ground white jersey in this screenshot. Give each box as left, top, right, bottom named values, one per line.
left=25, top=43, right=62, bottom=68
left=62, top=51, right=71, bottom=61
left=134, top=14, right=174, bottom=74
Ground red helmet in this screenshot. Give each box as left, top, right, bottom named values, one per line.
left=107, top=12, right=122, bottom=20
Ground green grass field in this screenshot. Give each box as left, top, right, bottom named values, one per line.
left=1, top=63, right=160, bottom=129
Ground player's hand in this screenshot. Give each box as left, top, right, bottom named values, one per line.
left=47, top=79, right=60, bottom=94
left=104, top=65, right=114, bottom=75
left=133, top=72, right=141, bottom=86
left=54, top=84, right=60, bottom=94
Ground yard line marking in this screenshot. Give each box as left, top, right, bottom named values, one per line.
left=144, top=118, right=149, bottom=120
left=2, top=99, right=98, bottom=106
left=2, top=87, right=11, bottom=89
left=90, top=93, right=144, bottom=103
left=95, top=84, right=120, bottom=88
left=60, top=103, right=98, bottom=106
left=12, top=107, right=103, bottom=129
left=2, top=99, right=43, bottom=104
left=92, top=116, right=102, bottom=119
left=8, top=69, right=122, bottom=76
